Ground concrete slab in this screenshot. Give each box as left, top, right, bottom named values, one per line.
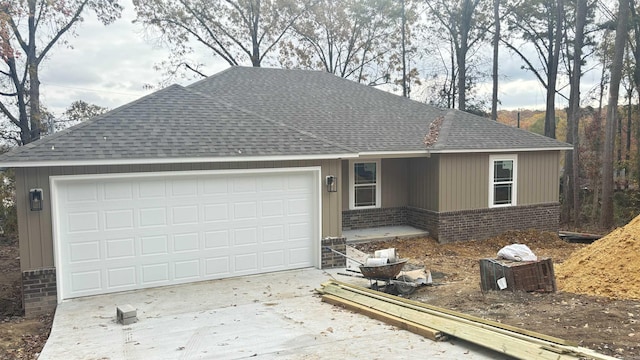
left=40, top=268, right=512, bottom=360
left=343, top=225, right=429, bottom=243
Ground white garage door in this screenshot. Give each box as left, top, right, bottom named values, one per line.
left=52, top=168, right=320, bottom=300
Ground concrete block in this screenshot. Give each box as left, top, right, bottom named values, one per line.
left=117, top=304, right=137, bottom=325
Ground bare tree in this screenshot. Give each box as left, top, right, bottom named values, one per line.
left=0, top=0, right=122, bottom=145
left=504, top=0, right=566, bottom=138
left=279, top=0, right=415, bottom=87
left=491, top=0, right=500, bottom=120
left=424, top=0, right=491, bottom=112
left=134, top=0, right=310, bottom=79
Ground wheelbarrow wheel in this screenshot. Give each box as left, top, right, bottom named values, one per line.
left=395, top=275, right=416, bottom=295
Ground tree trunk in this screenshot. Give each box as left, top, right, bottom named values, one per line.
left=27, top=0, right=41, bottom=142
left=601, top=0, right=630, bottom=229
left=401, top=0, right=408, bottom=97
left=491, top=0, right=500, bottom=121
left=544, top=0, right=563, bottom=139
left=569, top=0, right=587, bottom=228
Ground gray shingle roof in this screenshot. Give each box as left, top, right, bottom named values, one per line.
left=0, top=66, right=571, bottom=166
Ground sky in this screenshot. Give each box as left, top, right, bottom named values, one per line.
left=38, top=1, right=602, bottom=118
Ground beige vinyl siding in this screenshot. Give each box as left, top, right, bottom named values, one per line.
left=517, top=151, right=561, bottom=205
left=439, top=153, right=488, bottom=212
left=436, top=151, right=562, bottom=212
left=16, top=160, right=342, bottom=271
left=408, top=156, right=439, bottom=211
left=381, top=158, right=409, bottom=208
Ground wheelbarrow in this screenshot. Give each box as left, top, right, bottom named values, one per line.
left=324, top=247, right=417, bottom=295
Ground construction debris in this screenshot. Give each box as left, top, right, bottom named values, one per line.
left=317, top=280, right=617, bottom=360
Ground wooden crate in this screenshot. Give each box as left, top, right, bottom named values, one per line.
left=479, top=258, right=556, bottom=293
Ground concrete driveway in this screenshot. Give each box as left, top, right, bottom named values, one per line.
left=39, top=268, right=509, bottom=359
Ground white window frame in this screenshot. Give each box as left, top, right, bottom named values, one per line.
left=349, top=159, right=381, bottom=210
left=489, top=154, right=517, bottom=208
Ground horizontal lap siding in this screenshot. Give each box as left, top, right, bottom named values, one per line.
left=17, top=160, right=341, bottom=271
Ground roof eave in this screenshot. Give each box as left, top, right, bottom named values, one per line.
left=426, top=146, right=574, bottom=154
left=0, top=153, right=360, bottom=168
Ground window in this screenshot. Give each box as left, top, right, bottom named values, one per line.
left=350, top=160, right=381, bottom=209
left=489, top=155, right=517, bottom=207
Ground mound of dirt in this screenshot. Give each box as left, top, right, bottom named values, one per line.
left=556, top=215, right=640, bottom=300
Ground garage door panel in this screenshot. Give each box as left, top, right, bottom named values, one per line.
left=103, top=182, right=133, bottom=201
left=68, top=241, right=101, bottom=263
left=171, top=179, right=198, bottom=197
left=204, top=230, right=229, bottom=249
left=105, top=238, right=135, bottom=259
left=141, top=263, right=170, bottom=284
left=107, top=267, right=137, bottom=288
left=104, top=209, right=134, bottom=230
left=140, top=235, right=169, bottom=256
left=234, top=253, right=258, bottom=272
left=205, top=257, right=230, bottom=276
left=67, top=212, right=100, bottom=233
left=233, top=202, right=257, bottom=220
left=173, top=233, right=200, bottom=252
left=56, top=170, right=318, bottom=299
left=139, top=208, right=167, bottom=227
left=171, top=205, right=199, bottom=225
left=174, top=260, right=200, bottom=280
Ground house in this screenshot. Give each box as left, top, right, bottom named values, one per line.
left=0, top=67, right=572, bottom=316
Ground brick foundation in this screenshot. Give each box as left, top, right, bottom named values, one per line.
left=344, top=203, right=560, bottom=244
left=342, top=207, right=407, bottom=230
left=22, top=268, right=57, bottom=317
left=321, top=237, right=347, bottom=268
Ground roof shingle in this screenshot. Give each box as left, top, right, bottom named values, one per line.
left=0, top=67, right=571, bottom=166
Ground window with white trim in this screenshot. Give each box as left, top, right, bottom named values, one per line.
left=489, top=155, right=517, bottom=207
left=350, top=160, right=381, bottom=209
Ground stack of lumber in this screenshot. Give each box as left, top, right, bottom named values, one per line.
left=317, top=280, right=616, bottom=360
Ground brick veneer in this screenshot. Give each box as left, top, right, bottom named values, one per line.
left=342, top=207, right=407, bottom=230
left=22, top=268, right=57, bottom=317
left=435, top=203, right=560, bottom=243
left=321, top=237, right=347, bottom=268
left=344, top=203, right=560, bottom=244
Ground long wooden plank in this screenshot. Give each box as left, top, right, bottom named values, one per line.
left=320, top=279, right=574, bottom=346
left=320, top=283, right=618, bottom=360
left=321, top=294, right=445, bottom=342
left=324, top=282, right=616, bottom=359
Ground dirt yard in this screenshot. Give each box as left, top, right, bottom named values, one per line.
left=2, top=230, right=639, bottom=359
left=0, top=236, right=52, bottom=360
left=355, top=229, right=639, bottom=360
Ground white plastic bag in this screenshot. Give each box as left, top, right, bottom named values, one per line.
left=497, top=244, right=537, bottom=262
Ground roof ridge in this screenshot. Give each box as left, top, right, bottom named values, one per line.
left=183, top=86, right=358, bottom=154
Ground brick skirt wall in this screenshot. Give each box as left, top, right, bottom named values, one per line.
left=342, top=207, right=407, bottom=230
left=22, top=268, right=57, bottom=317
left=344, top=203, right=560, bottom=244
left=321, top=237, right=347, bottom=268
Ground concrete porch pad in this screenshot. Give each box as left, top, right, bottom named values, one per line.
left=343, top=225, right=429, bottom=243
left=39, top=268, right=507, bottom=360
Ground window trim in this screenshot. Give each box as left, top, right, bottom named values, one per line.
left=349, top=159, right=381, bottom=210
left=489, top=154, right=518, bottom=208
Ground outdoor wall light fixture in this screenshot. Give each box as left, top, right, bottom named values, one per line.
left=29, top=188, right=43, bottom=211
left=326, top=175, right=337, bottom=193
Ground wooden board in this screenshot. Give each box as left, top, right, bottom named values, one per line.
left=322, top=294, right=445, bottom=341
left=318, top=280, right=618, bottom=360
